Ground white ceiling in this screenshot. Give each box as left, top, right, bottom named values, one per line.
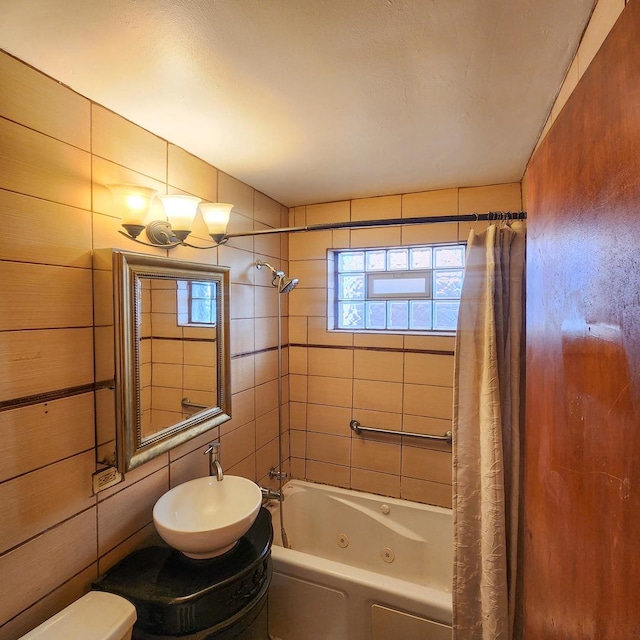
left=0, top=0, right=596, bottom=207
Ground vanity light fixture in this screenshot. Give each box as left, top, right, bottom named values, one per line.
left=108, top=184, right=233, bottom=249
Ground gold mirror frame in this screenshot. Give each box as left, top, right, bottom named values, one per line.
left=98, top=250, right=231, bottom=472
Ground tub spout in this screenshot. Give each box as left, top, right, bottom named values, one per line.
left=261, top=486, right=283, bottom=501
left=204, top=442, right=224, bottom=481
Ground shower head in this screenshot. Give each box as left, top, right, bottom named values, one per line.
left=255, top=260, right=298, bottom=294
left=279, top=277, right=299, bottom=294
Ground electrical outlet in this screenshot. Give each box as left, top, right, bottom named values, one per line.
left=92, top=467, right=122, bottom=493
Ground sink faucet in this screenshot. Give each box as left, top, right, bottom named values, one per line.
left=204, top=442, right=224, bottom=481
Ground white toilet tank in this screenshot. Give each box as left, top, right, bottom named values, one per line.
left=18, top=591, right=136, bottom=640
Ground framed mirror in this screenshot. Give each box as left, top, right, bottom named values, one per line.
left=94, top=249, right=231, bottom=473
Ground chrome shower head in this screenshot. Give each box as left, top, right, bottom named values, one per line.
left=279, top=277, right=299, bottom=294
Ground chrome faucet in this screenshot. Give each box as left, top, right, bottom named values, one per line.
left=204, top=442, right=224, bottom=481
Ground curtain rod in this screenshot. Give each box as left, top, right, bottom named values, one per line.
left=224, top=210, right=527, bottom=239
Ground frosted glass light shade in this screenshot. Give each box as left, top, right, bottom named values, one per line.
left=108, top=184, right=157, bottom=226
left=200, top=203, right=233, bottom=238
left=158, top=195, right=202, bottom=233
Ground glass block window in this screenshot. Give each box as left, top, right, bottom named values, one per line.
left=188, top=281, right=217, bottom=326
left=334, top=243, right=465, bottom=332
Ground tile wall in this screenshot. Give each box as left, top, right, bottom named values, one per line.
left=285, top=184, right=522, bottom=506
left=0, top=50, right=288, bottom=638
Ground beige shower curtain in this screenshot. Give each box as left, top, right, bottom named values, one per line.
left=452, top=221, right=526, bottom=640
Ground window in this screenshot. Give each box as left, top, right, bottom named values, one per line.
left=333, top=243, right=465, bottom=332
left=177, top=280, right=217, bottom=326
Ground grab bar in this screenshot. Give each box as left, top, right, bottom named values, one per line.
left=182, top=397, right=208, bottom=412
left=349, top=419, right=452, bottom=444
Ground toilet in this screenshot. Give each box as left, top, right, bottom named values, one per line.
left=18, top=591, right=136, bottom=640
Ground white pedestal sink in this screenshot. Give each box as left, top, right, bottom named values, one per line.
left=153, top=475, right=262, bottom=559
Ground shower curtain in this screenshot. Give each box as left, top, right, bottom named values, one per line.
left=452, top=221, right=526, bottom=640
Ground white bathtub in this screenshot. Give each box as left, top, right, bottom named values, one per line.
left=266, top=480, right=452, bottom=640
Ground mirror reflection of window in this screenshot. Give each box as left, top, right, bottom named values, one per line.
left=177, top=280, right=217, bottom=326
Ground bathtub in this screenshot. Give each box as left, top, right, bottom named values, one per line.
left=266, top=480, right=452, bottom=640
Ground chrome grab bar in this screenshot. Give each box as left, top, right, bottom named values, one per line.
left=349, top=419, right=452, bottom=444
left=182, top=397, right=208, bottom=412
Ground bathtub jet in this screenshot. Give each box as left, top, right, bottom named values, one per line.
left=267, top=480, right=453, bottom=640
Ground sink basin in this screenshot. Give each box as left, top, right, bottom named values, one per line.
left=153, top=475, right=262, bottom=559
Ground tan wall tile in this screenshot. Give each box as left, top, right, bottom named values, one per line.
left=254, top=191, right=282, bottom=227
left=290, top=429, right=306, bottom=459
left=0, top=565, right=97, bottom=640
left=289, top=287, right=326, bottom=317
left=402, top=446, right=452, bottom=485
left=402, top=188, right=458, bottom=217
left=404, top=334, right=455, bottom=352
left=230, top=318, right=255, bottom=356
left=223, top=388, right=255, bottom=433
left=0, top=509, right=96, bottom=625
left=305, top=459, right=350, bottom=488
left=97, top=467, right=168, bottom=556
left=352, top=408, right=402, bottom=432
left=308, top=375, right=353, bottom=408
left=458, top=183, right=522, bottom=215
left=168, top=144, right=218, bottom=201
left=218, top=245, right=256, bottom=285
left=254, top=316, right=278, bottom=351
left=404, top=352, right=454, bottom=387
left=403, top=414, right=452, bottom=442
left=306, top=201, right=350, bottom=225
left=256, top=408, right=279, bottom=449
left=354, top=350, right=403, bottom=383
left=351, top=468, right=400, bottom=498
left=289, top=259, right=327, bottom=289
left=289, top=401, right=307, bottom=430
left=351, top=437, right=401, bottom=475
left=255, top=283, right=279, bottom=318
left=256, top=437, right=279, bottom=481
left=351, top=195, right=402, bottom=221
left=231, top=355, right=255, bottom=394
left=306, top=403, right=351, bottom=436
left=0, top=452, right=95, bottom=554
left=401, top=477, right=452, bottom=508
left=350, top=225, right=402, bottom=248
left=308, top=317, right=353, bottom=347
left=226, top=452, right=256, bottom=481
left=289, top=229, right=332, bottom=260
left=403, top=383, right=453, bottom=419
left=353, top=333, right=403, bottom=349
left=0, top=190, right=92, bottom=268
left=169, top=447, right=210, bottom=487
left=92, top=105, right=166, bottom=180
left=255, top=379, right=278, bottom=418
left=308, top=347, right=353, bottom=378
left=0, top=328, right=93, bottom=402
left=254, top=229, right=282, bottom=260
left=0, top=52, right=90, bottom=150
left=220, top=421, right=256, bottom=469
left=401, top=222, right=459, bottom=245
left=0, top=394, right=95, bottom=482
left=307, top=432, right=350, bottom=466
left=218, top=172, right=254, bottom=219
left=353, top=379, right=403, bottom=413
left=0, top=118, right=91, bottom=209
left=0, top=262, right=92, bottom=331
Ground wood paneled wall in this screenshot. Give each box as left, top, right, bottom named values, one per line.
left=524, top=1, right=640, bottom=636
